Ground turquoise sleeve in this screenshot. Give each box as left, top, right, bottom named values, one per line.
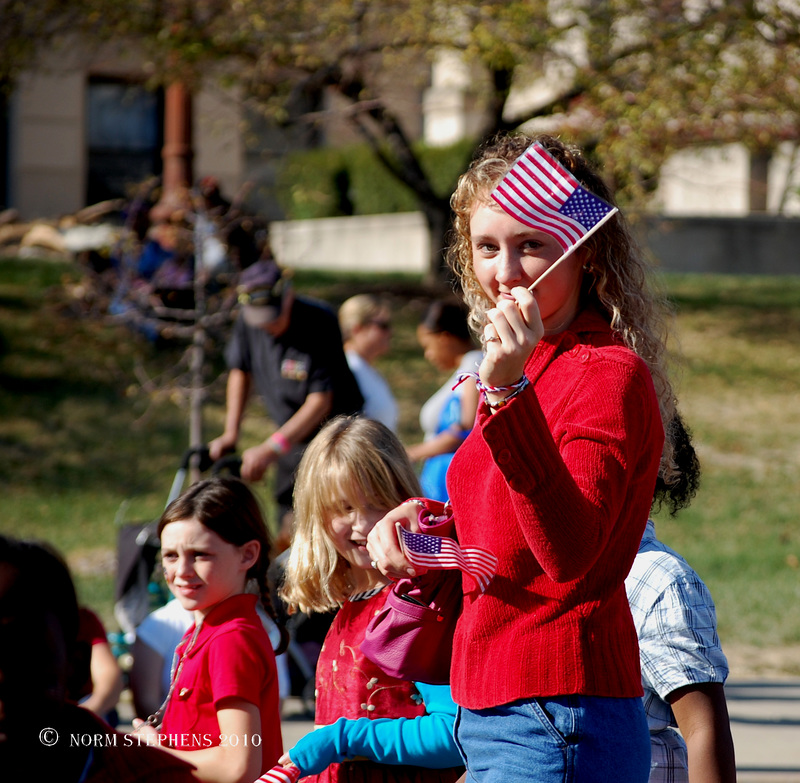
left=288, top=682, right=462, bottom=774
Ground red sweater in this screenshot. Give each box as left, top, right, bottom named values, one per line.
left=447, top=308, right=663, bottom=709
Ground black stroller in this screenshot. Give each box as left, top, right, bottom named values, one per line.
left=113, top=445, right=323, bottom=716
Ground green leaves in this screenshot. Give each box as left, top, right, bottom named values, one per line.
left=7, top=0, right=800, bottom=274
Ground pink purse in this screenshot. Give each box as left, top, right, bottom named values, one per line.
left=360, top=499, right=462, bottom=684
left=360, top=567, right=462, bottom=684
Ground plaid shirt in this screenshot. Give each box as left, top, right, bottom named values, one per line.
left=625, top=519, right=729, bottom=782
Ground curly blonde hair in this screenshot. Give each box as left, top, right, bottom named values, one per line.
left=281, top=416, right=422, bottom=614
left=447, top=132, right=682, bottom=492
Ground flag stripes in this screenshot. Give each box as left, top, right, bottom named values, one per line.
left=255, top=764, right=301, bottom=783
left=491, top=142, right=617, bottom=253
left=399, top=527, right=497, bottom=593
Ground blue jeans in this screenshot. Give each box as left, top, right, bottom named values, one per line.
left=455, top=695, right=650, bottom=783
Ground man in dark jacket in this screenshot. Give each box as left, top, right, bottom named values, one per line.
left=209, top=258, right=363, bottom=542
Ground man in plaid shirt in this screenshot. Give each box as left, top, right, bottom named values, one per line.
left=626, top=519, right=736, bottom=783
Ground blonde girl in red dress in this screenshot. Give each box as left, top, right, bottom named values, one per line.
left=277, top=415, right=464, bottom=783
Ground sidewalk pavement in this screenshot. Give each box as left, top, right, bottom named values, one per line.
left=118, top=679, right=800, bottom=779
left=726, top=679, right=800, bottom=783
left=281, top=679, right=800, bottom=781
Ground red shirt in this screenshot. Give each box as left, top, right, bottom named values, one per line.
left=161, top=593, right=282, bottom=772
left=70, top=607, right=109, bottom=702
left=314, top=589, right=426, bottom=727
left=448, top=308, right=664, bottom=709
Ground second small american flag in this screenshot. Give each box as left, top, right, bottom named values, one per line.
left=398, top=527, right=498, bottom=593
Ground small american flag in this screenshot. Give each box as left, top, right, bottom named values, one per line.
left=255, top=765, right=300, bottom=783
left=491, top=142, right=618, bottom=254
left=399, top=527, right=498, bottom=593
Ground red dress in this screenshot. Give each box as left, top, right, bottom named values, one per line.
left=307, top=588, right=462, bottom=783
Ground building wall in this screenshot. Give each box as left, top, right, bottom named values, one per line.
left=271, top=212, right=430, bottom=274
left=8, top=44, right=246, bottom=221
left=423, top=50, right=483, bottom=147
left=654, top=145, right=751, bottom=216
left=270, top=211, right=800, bottom=277
left=194, top=84, right=245, bottom=202
left=768, top=142, right=800, bottom=216
left=642, top=215, right=800, bottom=276
left=10, top=69, right=86, bottom=218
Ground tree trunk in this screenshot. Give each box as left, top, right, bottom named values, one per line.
left=749, top=148, right=771, bottom=213
left=188, top=220, right=206, bottom=484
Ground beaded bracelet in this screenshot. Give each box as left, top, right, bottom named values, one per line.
left=402, top=497, right=453, bottom=527
left=267, top=431, right=292, bottom=456
left=454, top=371, right=528, bottom=396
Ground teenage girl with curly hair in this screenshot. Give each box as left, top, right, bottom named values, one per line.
left=368, top=133, right=692, bottom=783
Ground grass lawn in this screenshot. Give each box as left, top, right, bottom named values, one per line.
left=652, top=274, right=800, bottom=658
left=1, top=258, right=799, bottom=670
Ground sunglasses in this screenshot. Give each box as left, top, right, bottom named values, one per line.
left=368, top=320, right=392, bottom=331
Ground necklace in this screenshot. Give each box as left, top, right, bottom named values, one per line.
left=143, top=619, right=203, bottom=729
left=349, top=582, right=391, bottom=602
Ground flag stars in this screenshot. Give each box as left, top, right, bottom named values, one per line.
left=490, top=142, right=616, bottom=246
left=559, top=187, right=612, bottom=229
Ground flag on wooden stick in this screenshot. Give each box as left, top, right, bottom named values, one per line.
left=491, top=142, right=618, bottom=288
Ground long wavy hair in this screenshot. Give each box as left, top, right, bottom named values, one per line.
left=282, top=416, right=421, bottom=614
left=447, top=132, right=684, bottom=498
left=158, top=476, right=287, bottom=653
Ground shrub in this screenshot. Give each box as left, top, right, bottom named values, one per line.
left=275, top=138, right=476, bottom=219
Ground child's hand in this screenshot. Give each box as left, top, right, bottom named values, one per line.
left=128, top=718, right=161, bottom=744
left=480, top=285, right=542, bottom=391
left=367, top=503, right=421, bottom=580
left=280, top=720, right=354, bottom=775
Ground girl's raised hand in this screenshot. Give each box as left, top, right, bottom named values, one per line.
left=480, top=286, right=542, bottom=391
left=366, top=503, right=422, bottom=580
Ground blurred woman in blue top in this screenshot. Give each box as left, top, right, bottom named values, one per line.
left=406, top=300, right=482, bottom=502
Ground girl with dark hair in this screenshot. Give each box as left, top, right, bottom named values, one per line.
left=0, top=536, right=196, bottom=783
left=133, top=476, right=285, bottom=783
left=406, top=300, right=482, bottom=502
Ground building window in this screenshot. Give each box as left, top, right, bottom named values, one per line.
left=86, top=78, right=163, bottom=205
